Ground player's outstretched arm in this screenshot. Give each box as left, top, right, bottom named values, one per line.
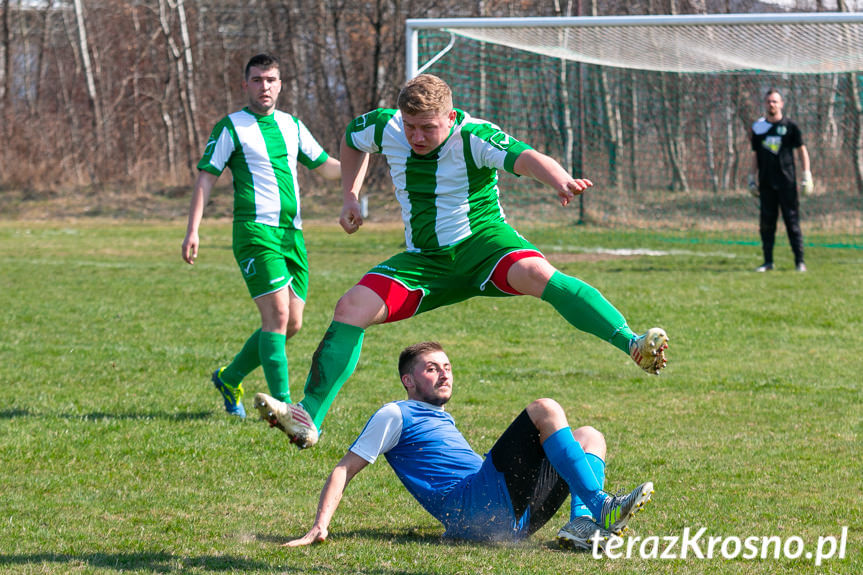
left=316, top=156, right=342, bottom=181
left=284, top=451, right=369, bottom=547
left=513, top=149, right=592, bottom=207
left=339, top=137, right=370, bottom=234
left=181, top=171, right=218, bottom=265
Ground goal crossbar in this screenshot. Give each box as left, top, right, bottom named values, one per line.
left=406, top=13, right=863, bottom=78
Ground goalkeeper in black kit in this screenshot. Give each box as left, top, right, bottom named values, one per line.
left=748, top=88, right=812, bottom=273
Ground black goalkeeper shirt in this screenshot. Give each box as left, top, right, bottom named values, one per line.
left=751, top=116, right=803, bottom=190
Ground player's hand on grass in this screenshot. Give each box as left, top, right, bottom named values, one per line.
left=558, top=178, right=593, bottom=207
left=181, top=232, right=199, bottom=264
left=283, top=525, right=328, bottom=547
left=340, top=199, right=364, bottom=234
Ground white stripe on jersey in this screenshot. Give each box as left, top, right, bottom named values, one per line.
left=208, top=126, right=237, bottom=172
left=229, top=110, right=281, bottom=227
left=273, top=112, right=303, bottom=229
left=380, top=119, right=421, bottom=250
left=431, top=135, right=471, bottom=247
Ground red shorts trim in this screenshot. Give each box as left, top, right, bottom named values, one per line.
left=358, top=273, right=424, bottom=323
left=490, top=250, right=545, bottom=295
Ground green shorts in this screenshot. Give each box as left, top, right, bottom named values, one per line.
left=357, top=222, right=544, bottom=322
left=232, top=221, right=309, bottom=301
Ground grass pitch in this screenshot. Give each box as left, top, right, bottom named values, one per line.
left=0, top=220, right=860, bottom=574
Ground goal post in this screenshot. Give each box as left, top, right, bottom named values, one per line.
left=404, top=13, right=863, bottom=235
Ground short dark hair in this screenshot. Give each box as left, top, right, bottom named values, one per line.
left=245, top=53, right=280, bottom=79
left=765, top=88, right=783, bottom=101
left=398, top=341, right=445, bottom=377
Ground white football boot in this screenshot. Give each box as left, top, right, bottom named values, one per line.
left=253, top=393, right=319, bottom=449
left=597, top=482, right=654, bottom=535
left=629, top=328, right=668, bottom=375
left=557, top=516, right=617, bottom=551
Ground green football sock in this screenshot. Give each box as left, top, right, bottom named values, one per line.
left=541, top=270, right=635, bottom=353
left=259, top=330, right=290, bottom=403
left=299, top=321, right=365, bottom=429
left=220, top=329, right=262, bottom=385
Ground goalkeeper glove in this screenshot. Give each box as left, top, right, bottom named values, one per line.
left=747, top=174, right=759, bottom=198
left=801, top=170, right=814, bottom=196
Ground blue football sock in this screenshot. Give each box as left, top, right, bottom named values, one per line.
left=543, top=427, right=607, bottom=519
left=570, top=453, right=607, bottom=519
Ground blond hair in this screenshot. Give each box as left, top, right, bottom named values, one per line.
left=397, top=74, right=453, bottom=116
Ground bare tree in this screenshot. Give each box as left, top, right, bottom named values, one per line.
left=27, top=0, right=55, bottom=118
left=158, top=0, right=200, bottom=177
left=652, top=0, right=689, bottom=193
left=329, top=0, right=356, bottom=119
left=2, top=0, right=12, bottom=138
left=1, top=0, right=8, bottom=94
left=73, top=0, right=104, bottom=152
left=177, top=0, right=201, bottom=155
left=628, top=70, right=640, bottom=195
left=53, top=33, right=85, bottom=185
left=721, top=82, right=737, bottom=191
left=590, top=0, right=621, bottom=190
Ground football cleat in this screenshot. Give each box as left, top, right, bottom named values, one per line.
left=212, top=367, right=245, bottom=418
left=557, top=516, right=617, bottom=551
left=598, top=482, right=654, bottom=535
left=253, top=393, right=319, bottom=449
left=796, top=262, right=807, bottom=273
left=755, top=263, right=774, bottom=272
left=629, top=328, right=668, bottom=375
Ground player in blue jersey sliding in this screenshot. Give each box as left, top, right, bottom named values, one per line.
left=284, top=341, right=653, bottom=549
left=182, top=53, right=340, bottom=419
left=254, top=73, right=667, bottom=448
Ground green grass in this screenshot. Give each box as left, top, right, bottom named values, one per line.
left=1, top=220, right=860, bottom=574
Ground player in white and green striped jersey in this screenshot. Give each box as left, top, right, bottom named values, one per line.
left=181, top=53, right=340, bottom=420
left=255, top=74, right=668, bottom=449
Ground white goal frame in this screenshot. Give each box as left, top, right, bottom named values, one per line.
left=405, top=12, right=863, bottom=80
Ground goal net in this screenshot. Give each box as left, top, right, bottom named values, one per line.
left=406, top=14, right=863, bottom=238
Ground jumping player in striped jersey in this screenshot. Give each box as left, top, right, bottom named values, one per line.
left=253, top=74, right=667, bottom=448
left=182, top=53, right=340, bottom=419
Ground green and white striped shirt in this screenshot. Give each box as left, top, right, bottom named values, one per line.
left=198, top=108, right=328, bottom=229
left=345, top=108, right=531, bottom=252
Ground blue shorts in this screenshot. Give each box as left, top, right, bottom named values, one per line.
left=439, top=410, right=569, bottom=541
